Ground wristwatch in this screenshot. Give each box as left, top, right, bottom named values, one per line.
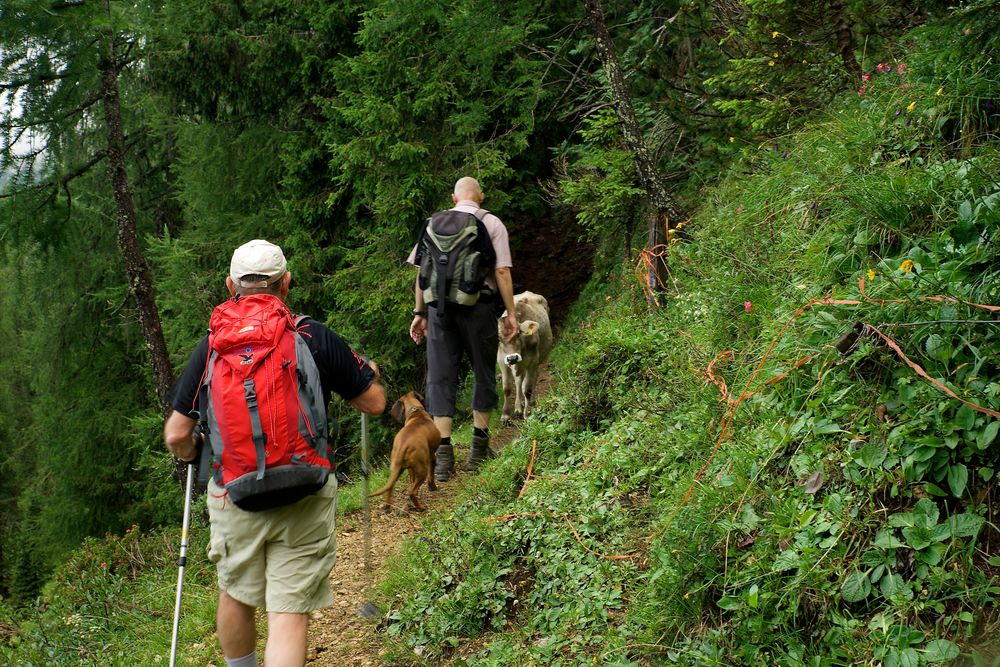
left=413, top=310, right=427, bottom=317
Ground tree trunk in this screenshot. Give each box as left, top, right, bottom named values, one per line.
left=98, top=29, right=174, bottom=415
left=830, top=0, right=861, bottom=80
left=583, top=0, right=686, bottom=301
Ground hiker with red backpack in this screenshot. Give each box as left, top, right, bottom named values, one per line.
left=408, top=176, right=518, bottom=481
left=164, top=239, right=385, bottom=667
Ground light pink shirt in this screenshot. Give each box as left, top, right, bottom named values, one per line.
left=407, top=200, right=512, bottom=290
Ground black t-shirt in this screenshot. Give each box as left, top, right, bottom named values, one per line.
left=170, top=315, right=375, bottom=418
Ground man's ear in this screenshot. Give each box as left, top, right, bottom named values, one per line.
left=280, top=271, right=292, bottom=296
left=226, top=276, right=237, bottom=297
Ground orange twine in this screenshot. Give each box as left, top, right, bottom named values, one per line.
left=635, top=244, right=671, bottom=305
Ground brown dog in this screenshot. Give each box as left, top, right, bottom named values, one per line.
left=369, top=391, right=441, bottom=512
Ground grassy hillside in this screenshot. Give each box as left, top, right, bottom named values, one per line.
left=2, top=7, right=998, bottom=667
left=369, top=11, right=1000, bottom=666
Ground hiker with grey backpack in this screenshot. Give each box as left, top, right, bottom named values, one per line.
left=407, top=176, right=518, bottom=481
left=164, top=239, right=385, bottom=667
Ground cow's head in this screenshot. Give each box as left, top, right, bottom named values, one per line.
left=499, top=319, right=540, bottom=367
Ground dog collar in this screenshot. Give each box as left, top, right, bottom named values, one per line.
left=405, top=405, right=423, bottom=419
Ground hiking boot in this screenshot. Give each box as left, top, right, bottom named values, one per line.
left=435, top=442, right=455, bottom=482
left=465, top=434, right=496, bottom=472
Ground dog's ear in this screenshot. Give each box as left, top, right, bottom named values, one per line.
left=390, top=399, right=404, bottom=423
left=415, top=390, right=425, bottom=406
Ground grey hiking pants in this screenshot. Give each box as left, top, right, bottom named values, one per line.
left=425, top=300, right=499, bottom=417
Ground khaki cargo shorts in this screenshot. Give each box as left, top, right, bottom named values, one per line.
left=206, top=477, right=338, bottom=613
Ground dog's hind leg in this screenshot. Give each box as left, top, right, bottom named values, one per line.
left=409, top=463, right=428, bottom=511
left=427, top=454, right=438, bottom=492
left=370, top=462, right=403, bottom=513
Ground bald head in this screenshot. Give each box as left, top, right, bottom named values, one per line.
left=453, top=176, right=483, bottom=204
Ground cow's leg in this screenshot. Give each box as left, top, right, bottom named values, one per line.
left=514, top=370, right=526, bottom=419
left=500, top=364, right=515, bottom=424
left=522, top=365, right=539, bottom=418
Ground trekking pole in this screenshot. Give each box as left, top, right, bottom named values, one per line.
left=357, top=411, right=382, bottom=620
left=360, top=411, right=372, bottom=574
left=169, top=462, right=195, bottom=667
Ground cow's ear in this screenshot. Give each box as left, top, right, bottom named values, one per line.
left=522, top=321, right=539, bottom=337
left=390, top=400, right=404, bottom=423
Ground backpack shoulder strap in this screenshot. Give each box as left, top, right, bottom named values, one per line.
left=469, top=209, right=497, bottom=266
left=413, top=217, right=433, bottom=265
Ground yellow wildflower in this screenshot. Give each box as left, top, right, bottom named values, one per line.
left=729, top=136, right=735, bottom=143
left=768, top=60, right=775, bottom=67
left=906, top=100, right=917, bottom=112
left=802, top=60, right=808, bottom=64
left=899, top=259, right=914, bottom=273
left=772, top=31, right=779, bottom=38
left=867, top=269, right=876, bottom=280
left=936, top=87, right=943, bottom=96
left=773, top=52, right=780, bottom=58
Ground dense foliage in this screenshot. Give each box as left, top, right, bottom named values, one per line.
left=1, top=0, right=996, bottom=664
left=367, top=8, right=1000, bottom=664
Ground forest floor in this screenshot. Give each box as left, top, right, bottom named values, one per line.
left=306, top=370, right=553, bottom=666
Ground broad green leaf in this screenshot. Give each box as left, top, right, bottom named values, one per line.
left=923, top=639, right=960, bottom=663
left=860, top=442, right=887, bottom=468
left=918, top=543, right=947, bottom=566
left=812, top=421, right=842, bottom=435
left=873, top=529, right=904, bottom=549
left=950, top=513, right=984, bottom=538
left=879, top=573, right=905, bottom=598
left=841, top=570, right=871, bottom=602
left=898, top=648, right=920, bottom=667
left=930, top=522, right=951, bottom=542
left=914, top=499, right=940, bottom=526
left=747, top=583, right=759, bottom=608
left=925, top=334, right=951, bottom=363
left=958, top=200, right=973, bottom=221
left=772, top=549, right=801, bottom=573
left=947, top=463, right=968, bottom=497
left=902, top=526, right=932, bottom=550
left=717, top=596, right=741, bottom=611
left=955, top=404, right=975, bottom=430
left=976, top=420, right=999, bottom=449
left=922, top=482, right=948, bottom=497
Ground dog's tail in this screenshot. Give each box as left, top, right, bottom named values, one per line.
left=368, top=463, right=403, bottom=499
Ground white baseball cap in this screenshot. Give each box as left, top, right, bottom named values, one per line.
left=230, top=239, right=287, bottom=288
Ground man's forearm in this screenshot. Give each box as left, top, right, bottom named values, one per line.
left=495, top=267, right=515, bottom=314
left=414, top=275, right=425, bottom=311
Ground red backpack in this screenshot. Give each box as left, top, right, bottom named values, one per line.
left=196, top=294, right=332, bottom=511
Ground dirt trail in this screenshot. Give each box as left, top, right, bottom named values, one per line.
left=306, top=372, right=552, bottom=666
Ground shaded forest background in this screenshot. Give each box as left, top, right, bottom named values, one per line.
left=0, top=0, right=974, bottom=607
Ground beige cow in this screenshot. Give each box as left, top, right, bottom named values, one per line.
left=497, top=291, right=552, bottom=423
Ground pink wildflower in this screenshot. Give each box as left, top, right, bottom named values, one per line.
left=736, top=205, right=744, bottom=214
left=876, top=63, right=888, bottom=73
left=744, top=301, right=753, bottom=313
left=857, top=84, right=868, bottom=96
left=897, top=63, right=906, bottom=74
left=862, top=73, right=871, bottom=81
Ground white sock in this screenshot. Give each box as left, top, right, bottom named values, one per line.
left=224, top=652, right=258, bottom=667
